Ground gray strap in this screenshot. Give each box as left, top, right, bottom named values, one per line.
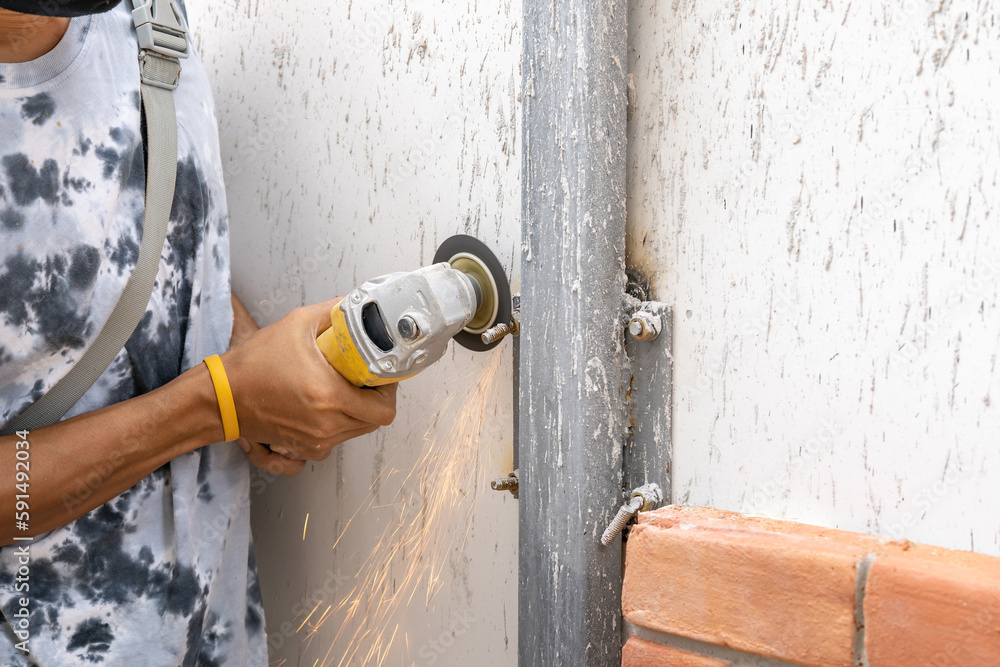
left=1, top=4, right=187, bottom=435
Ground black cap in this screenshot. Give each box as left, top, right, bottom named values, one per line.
left=0, top=0, right=122, bottom=18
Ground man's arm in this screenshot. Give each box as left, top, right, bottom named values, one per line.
left=0, top=299, right=396, bottom=545
left=0, top=363, right=222, bottom=542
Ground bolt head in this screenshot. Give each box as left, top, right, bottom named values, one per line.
left=414, top=353, right=428, bottom=365
left=380, top=359, right=393, bottom=371
left=351, top=291, right=363, bottom=303
left=397, top=315, right=420, bottom=341
left=628, top=310, right=661, bottom=341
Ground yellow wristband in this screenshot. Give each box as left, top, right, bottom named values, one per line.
left=203, top=354, right=240, bottom=441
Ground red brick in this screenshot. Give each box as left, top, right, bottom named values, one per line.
left=865, top=543, right=1000, bottom=667
left=623, top=506, right=869, bottom=667
left=622, top=636, right=727, bottom=667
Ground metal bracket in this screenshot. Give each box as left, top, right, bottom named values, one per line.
left=622, top=300, right=672, bottom=519
left=491, top=295, right=521, bottom=499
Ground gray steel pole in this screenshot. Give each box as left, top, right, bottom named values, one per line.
left=519, top=0, right=629, bottom=665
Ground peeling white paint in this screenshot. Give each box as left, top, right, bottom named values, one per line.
left=627, top=2, right=1000, bottom=555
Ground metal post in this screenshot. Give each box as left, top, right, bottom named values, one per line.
left=519, top=0, right=629, bottom=664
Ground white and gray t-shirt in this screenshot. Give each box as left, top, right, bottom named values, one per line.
left=0, top=3, right=266, bottom=664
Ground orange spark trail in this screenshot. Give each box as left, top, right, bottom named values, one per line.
left=291, top=353, right=506, bottom=665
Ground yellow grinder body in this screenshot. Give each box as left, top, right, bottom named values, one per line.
left=316, top=251, right=508, bottom=386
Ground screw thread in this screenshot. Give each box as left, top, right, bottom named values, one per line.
left=481, top=322, right=512, bottom=345
left=491, top=476, right=517, bottom=491
left=600, top=496, right=644, bottom=546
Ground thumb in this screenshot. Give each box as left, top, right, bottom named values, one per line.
left=304, top=298, right=344, bottom=335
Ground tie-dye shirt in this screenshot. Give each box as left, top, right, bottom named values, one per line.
left=0, top=4, right=267, bottom=665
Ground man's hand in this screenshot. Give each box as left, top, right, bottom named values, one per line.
left=222, top=298, right=398, bottom=462
left=237, top=438, right=306, bottom=476
left=230, top=294, right=305, bottom=476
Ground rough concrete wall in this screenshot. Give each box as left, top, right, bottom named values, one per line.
left=627, top=2, right=1000, bottom=555
left=188, top=2, right=521, bottom=665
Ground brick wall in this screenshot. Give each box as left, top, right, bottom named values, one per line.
left=621, top=506, right=1000, bottom=667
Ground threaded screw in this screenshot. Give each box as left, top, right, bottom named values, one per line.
left=482, top=317, right=519, bottom=345
left=600, top=482, right=664, bottom=546
left=490, top=470, right=519, bottom=495
left=600, top=496, right=644, bottom=546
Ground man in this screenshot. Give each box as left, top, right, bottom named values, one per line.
left=0, top=1, right=397, bottom=663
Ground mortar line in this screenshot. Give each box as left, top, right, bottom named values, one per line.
left=853, top=553, right=877, bottom=667
left=624, top=621, right=809, bottom=667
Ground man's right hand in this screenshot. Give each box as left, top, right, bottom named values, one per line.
left=220, top=299, right=398, bottom=462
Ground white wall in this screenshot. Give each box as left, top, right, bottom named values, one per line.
left=627, top=2, right=1000, bottom=555
left=188, top=2, right=521, bottom=665
left=188, top=0, right=1000, bottom=661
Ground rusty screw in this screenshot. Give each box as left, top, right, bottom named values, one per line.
left=491, top=470, right=519, bottom=495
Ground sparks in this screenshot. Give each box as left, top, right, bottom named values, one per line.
left=300, top=354, right=505, bottom=665
left=303, top=512, right=310, bottom=541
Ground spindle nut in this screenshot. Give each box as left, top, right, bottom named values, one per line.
left=397, top=315, right=420, bottom=341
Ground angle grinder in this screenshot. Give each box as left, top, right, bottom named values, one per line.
left=316, top=235, right=513, bottom=387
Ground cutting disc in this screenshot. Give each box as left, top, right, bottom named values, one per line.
left=434, top=235, right=512, bottom=351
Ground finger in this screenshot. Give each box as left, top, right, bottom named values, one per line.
left=273, top=441, right=332, bottom=462
left=336, top=380, right=399, bottom=426
left=267, top=444, right=298, bottom=459
left=241, top=439, right=306, bottom=476
left=266, top=457, right=306, bottom=477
